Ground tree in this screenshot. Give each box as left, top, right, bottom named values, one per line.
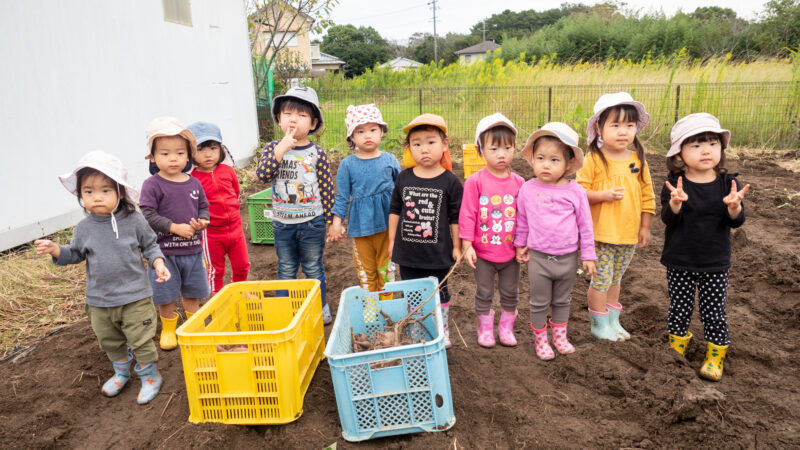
left=320, top=24, right=391, bottom=76
left=468, top=4, right=590, bottom=43
left=408, top=33, right=481, bottom=65
left=248, top=1, right=338, bottom=97
left=754, top=0, right=800, bottom=55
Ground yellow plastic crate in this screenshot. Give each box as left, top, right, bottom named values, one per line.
left=176, top=280, right=325, bottom=425
left=462, top=144, right=485, bottom=178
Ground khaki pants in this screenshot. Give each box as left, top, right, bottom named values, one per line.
left=352, top=230, right=392, bottom=292
left=86, top=297, right=158, bottom=364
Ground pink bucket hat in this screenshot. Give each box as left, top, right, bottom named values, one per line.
left=145, top=116, right=197, bottom=160
left=586, top=92, right=650, bottom=144
left=522, top=122, right=585, bottom=177
left=667, top=112, right=730, bottom=157
left=345, top=104, right=388, bottom=140
left=474, top=112, right=517, bottom=155
left=59, top=151, right=139, bottom=202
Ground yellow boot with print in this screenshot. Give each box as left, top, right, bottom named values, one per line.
left=668, top=332, right=692, bottom=355
left=699, top=342, right=728, bottom=381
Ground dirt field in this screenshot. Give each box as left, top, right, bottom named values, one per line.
left=1, top=151, right=799, bottom=449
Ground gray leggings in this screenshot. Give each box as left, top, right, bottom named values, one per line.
left=473, top=256, right=520, bottom=315
left=528, top=250, right=578, bottom=329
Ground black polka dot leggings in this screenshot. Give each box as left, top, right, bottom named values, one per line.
left=666, top=267, right=730, bottom=346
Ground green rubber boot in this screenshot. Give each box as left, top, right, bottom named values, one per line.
left=588, top=308, right=620, bottom=341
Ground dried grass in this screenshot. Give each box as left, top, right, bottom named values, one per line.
left=727, top=147, right=800, bottom=173
left=0, top=231, right=86, bottom=359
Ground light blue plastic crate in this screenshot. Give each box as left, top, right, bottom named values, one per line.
left=323, top=277, right=456, bottom=442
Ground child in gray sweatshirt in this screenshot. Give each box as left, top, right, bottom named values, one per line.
left=35, top=151, right=170, bottom=405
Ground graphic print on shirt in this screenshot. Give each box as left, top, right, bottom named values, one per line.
left=478, top=192, right=516, bottom=246
left=401, top=187, right=442, bottom=244
left=272, top=154, right=321, bottom=219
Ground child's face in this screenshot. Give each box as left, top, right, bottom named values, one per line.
left=351, top=123, right=383, bottom=153
left=278, top=107, right=317, bottom=140
left=153, top=135, right=189, bottom=177
left=195, top=141, right=221, bottom=171
left=679, top=137, right=721, bottom=173
left=531, top=139, right=568, bottom=185
left=80, top=173, right=119, bottom=216
left=482, top=135, right=515, bottom=172
left=599, top=110, right=636, bottom=152
left=408, top=129, right=447, bottom=168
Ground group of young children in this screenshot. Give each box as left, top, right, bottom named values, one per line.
left=35, top=86, right=749, bottom=405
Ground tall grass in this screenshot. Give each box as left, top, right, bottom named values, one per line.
left=301, top=52, right=799, bottom=155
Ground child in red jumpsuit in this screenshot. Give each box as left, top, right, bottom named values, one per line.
left=189, top=122, right=250, bottom=294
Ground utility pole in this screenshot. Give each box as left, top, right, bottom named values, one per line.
left=428, top=0, right=439, bottom=63
left=482, top=19, right=486, bottom=41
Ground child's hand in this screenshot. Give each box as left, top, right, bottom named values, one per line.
left=602, top=187, right=625, bottom=202
left=723, top=180, right=750, bottom=212
left=463, top=245, right=477, bottom=269
left=170, top=223, right=196, bottom=239
left=34, top=239, right=60, bottom=258
left=277, top=126, right=298, bottom=153
left=582, top=260, right=597, bottom=278
left=153, top=259, right=171, bottom=283
left=190, top=218, right=209, bottom=231
left=515, top=247, right=529, bottom=264
left=665, top=177, right=689, bottom=212
left=326, top=222, right=345, bottom=242
left=452, top=246, right=462, bottom=263
left=637, top=227, right=651, bottom=248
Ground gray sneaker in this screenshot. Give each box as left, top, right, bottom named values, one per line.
left=322, top=303, right=332, bottom=325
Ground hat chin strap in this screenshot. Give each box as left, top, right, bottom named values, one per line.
left=110, top=184, right=121, bottom=240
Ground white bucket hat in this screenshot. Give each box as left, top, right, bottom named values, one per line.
left=667, top=112, right=731, bottom=157
left=586, top=92, right=650, bottom=144
left=59, top=150, right=139, bottom=202
left=145, top=116, right=197, bottom=160
left=474, top=112, right=518, bottom=155
left=522, top=122, right=585, bottom=177
left=345, top=104, right=388, bottom=140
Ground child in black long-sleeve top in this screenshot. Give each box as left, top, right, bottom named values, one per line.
left=661, top=113, right=750, bottom=381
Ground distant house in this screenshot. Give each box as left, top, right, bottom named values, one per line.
left=310, top=44, right=345, bottom=76
left=454, top=40, right=501, bottom=64
left=379, top=57, right=423, bottom=72
left=251, top=3, right=314, bottom=68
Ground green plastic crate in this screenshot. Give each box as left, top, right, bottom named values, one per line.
left=247, top=188, right=274, bottom=244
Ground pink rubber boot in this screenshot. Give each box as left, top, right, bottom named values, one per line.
left=549, top=318, right=575, bottom=355
left=497, top=309, right=518, bottom=347
left=531, top=324, right=554, bottom=360
left=476, top=310, right=495, bottom=348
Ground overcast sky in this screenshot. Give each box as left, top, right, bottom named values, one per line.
left=315, top=0, right=769, bottom=43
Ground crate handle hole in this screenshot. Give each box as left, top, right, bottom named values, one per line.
left=380, top=291, right=404, bottom=301
left=435, top=394, right=444, bottom=408
left=203, top=314, right=213, bottom=327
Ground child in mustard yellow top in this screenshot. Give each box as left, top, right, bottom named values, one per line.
left=576, top=92, right=656, bottom=342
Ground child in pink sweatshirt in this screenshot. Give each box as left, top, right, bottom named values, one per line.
left=515, top=122, right=597, bottom=361
left=459, top=113, right=525, bottom=348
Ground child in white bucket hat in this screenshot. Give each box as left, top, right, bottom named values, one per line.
left=329, top=104, right=401, bottom=299
left=514, top=123, right=597, bottom=360
left=576, top=92, right=656, bottom=342
left=661, top=112, right=749, bottom=381
left=140, top=117, right=211, bottom=351
left=256, top=86, right=335, bottom=324
left=458, top=112, right=525, bottom=349
left=35, top=151, right=170, bottom=404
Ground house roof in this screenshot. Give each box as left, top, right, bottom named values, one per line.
left=379, top=57, right=423, bottom=68
left=454, top=40, right=501, bottom=55
left=312, top=51, right=345, bottom=65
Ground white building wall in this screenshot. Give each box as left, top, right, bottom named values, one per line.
left=0, top=0, right=259, bottom=251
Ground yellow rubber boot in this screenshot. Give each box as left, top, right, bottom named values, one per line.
left=668, top=332, right=692, bottom=355
left=699, top=342, right=729, bottom=381
left=159, top=314, right=179, bottom=351
left=185, top=311, right=194, bottom=319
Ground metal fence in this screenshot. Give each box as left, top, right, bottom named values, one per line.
left=257, top=82, right=800, bottom=156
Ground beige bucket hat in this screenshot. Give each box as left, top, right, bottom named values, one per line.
left=668, top=112, right=730, bottom=157
left=474, top=112, right=518, bottom=155
left=586, top=92, right=649, bottom=144
left=522, top=122, right=585, bottom=177
left=145, top=116, right=197, bottom=159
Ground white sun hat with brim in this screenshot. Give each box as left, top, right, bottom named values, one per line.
left=59, top=150, right=139, bottom=202
left=474, top=112, right=518, bottom=155
left=522, top=122, right=585, bottom=177
left=667, top=112, right=731, bottom=157
left=145, top=116, right=197, bottom=160
left=586, top=91, right=650, bottom=144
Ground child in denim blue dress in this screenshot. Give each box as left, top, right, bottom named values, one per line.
left=256, top=87, right=335, bottom=324
left=328, top=104, right=401, bottom=296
